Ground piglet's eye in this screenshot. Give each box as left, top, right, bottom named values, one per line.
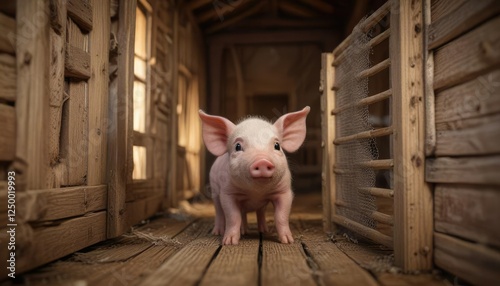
left=235, top=143, right=242, bottom=152
left=274, top=142, right=281, bottom=151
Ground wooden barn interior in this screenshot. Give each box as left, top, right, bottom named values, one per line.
left=0, top=0, right=499, bottom=285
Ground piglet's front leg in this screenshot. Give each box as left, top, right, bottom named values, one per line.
left=220, top=193, right=242, bottom=245
left=272, top=191, right=294, bottom=244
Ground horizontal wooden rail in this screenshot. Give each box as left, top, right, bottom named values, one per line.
left=335, top=201, right=394, bottom=226
left=332, top=89, right=392, bottom=115
left=333, top=126, right=393, bottom=145
left=357, top=58, right=391, bottom=78
left=332, top=214, right=393, bottom=248
left=332, top=1, right=390, bottom=57
left=359, top=187, right=394, bottom=198
left=333, top=29, right=391, bottom=66
left=359, top=159, right=394, bottom=169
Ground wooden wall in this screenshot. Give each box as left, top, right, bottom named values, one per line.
left=425, top=0, right=500, bottom=284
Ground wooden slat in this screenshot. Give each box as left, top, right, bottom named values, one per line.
left=125, top=195, right=164, bottom=228
left=332, top=214, right=393, bottom=248
left=321, top=53, right=336, bottom=233
left=107, top=0, right=135, bottom=238
left=67, top=0, right=93, bottom=31
left=334, top=29, right=391, bottom=66
left=390, top=0, right=433, bottom=271
left=359, top=159, right=393, bottom=169
left=0, top=104, right=15, bottom=161
left=0, top=53, right=16, bottom=102
left=435, top=184, right=500, bottom=248
left=15, top=0, right=51, bottom=190
left=87, top=0, right=109, bottom=185
left=357, top=58, right=391, bottom=78
left=429, top=0, right=467, bottom=23
left=428, top=0, right=500, bottom=49
left=435, top=115, right=500, bottom=156
left=17, top=185, right=107, bottom=222
left=426, top=156, right=500, bottom=185
left=333, top=1, right=390, bottom=56
left=0, top=12, right=15, bottom=54
left=434, top=16, right=500, bottom=91
left=65, top=45, right=91, bottom=79
left=359, top=187, right=394, bottom=198
left=333, top=126, right=393, bottom=145
left=332, top=89, right=392, bottom=115
left=335, top=201, right=394, bottom=226
left=261, top=235, right=316, bottom=286
left=18, top=211, right=107, bottom=273
left=424, top=0, right=436, bottom=156
left=139, top=234, right=221, bottom=285
left=434, top=232, right=500, bottom=285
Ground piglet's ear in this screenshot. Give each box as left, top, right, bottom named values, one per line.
left=274, top=106, right=310, bottom=153
left=199, top=110, right=235, bottom=156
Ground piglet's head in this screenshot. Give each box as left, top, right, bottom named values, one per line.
left=199, top=107, right=310, bottom=189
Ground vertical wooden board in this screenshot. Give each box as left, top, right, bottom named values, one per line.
left=390, top=0, right=433, bottom=271
left=0, top=12, right=15, bottom=54
left=15, top=0, right=51, bottom=190
left=86, top=0, right=109, bottom=185
left=321, top=52, right=336, bottom=233
left=434, top=232, right=500, bottom=285
left=261, top=236, right=316, bottom=286
left=0, top=104, right=15, bottom=161
left=139, top=234, right=221, bottom=286
left=0, top=53, right=16, bottom=102
left=200, top=234, right=260, bottom=286
left=435, top=184, right=500, bottom=247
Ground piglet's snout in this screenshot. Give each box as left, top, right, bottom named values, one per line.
left=250, top=159, right=275, bottom=178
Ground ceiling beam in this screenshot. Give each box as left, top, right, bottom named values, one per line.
left=205, top=1, right=266, bottom=34
left=185, top=0, right=212, bottom=11
left=278, top=1, right=319, bottom=18
left=298, top=0, right=335, bottom=14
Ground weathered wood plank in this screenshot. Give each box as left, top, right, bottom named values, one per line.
left=298, top=222, right=378, bottom=286
left=435, top=184, right=500, bottom=248
left=200, top=233, right=259, bottom=286
left=15, top=0, right=51, bottom=190
left=49, top=0, right=66, bottom=35
left=125, top=195, right=164, bottom=227
left=67, top=0, right=93, bottom=31
left=435, top=115, right=500, bottom=156
left=0, top=12, right=15, bottom=54
left=261, top=234, right=316, bottom=286
left=434, top=232, right=500, bottom=285
left=429, top=0, right=466, bottom=23
left=426, top=156, right=500, bottom=185
left=139, top=232, right=220, bottom=285
left=18, top=211, right=107, bottom=273
left=87, top=0, right=109, bottom=185
left=65, top=44, right=91, bottom=79
left=434, top=16, right=500, bottom=90
left=0, top=104, right=15, bottom=161
left=107, top=0, right=135, bottom=238
left=0, top=53, right=16, bottom=102
left=435, top=69, right=500, bottom=124
left=429, top=0, right=500, bottom=49
left=390, top=0, right=433, bottom=271
left=17, top=185, right=107, bottom=222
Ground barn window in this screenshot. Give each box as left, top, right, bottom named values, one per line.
left=133, top=2, right=151, bottom=180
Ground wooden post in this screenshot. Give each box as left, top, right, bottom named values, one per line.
left=107, top=0, right=136, bottom=238
left=320, top=53, right=336, bottom=233
left=390, top=0, right=433, bottom=271
left=15, top=0, right=51, bottom=190
left=168, top=8, right=179, bottom=208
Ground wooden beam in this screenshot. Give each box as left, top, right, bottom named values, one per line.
left=185, top=0, right=212, bottom=11
left=390, top=0, right=432, bottom=271
left=0, top=53, right=16, bottom=102
left=278, top=1, right=318, bottom=18
left=332, top=215, right=393, bottom=248
left=298, top=0, right=335, bottom=14
left=229, top=46, right=245, bottom=119
left=67, top=0, right=93, bottom=31
left=64, top=44, right=91, bottom=79
left=321, top=52, right=335, bottom=233
left=0, top=104, right=15, bottom=161
left=206, top=1, right=266, bottom=34
left=15, top=0, right=51, bottom=190
left=0, top=12, right=15, bottom=54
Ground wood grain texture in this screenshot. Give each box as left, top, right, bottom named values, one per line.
left=67, top=0, right=93, bottom=31
left=435, top=184, right=500, bottom=248
left=433, top=16, right=500, bottom=90
left=0, top=53, right=16, bottom=102
left=15, top=0, right=51, bottom=190
left=426, top=156, right=500, bottom=185
left=390, top=0, right=433, bottom=271
left=0, top=12, right=15, bottom=54
left=0, top=104, right=15, bottom=161
left=18, top=211, right=107, bottom=273
left=434, top=232, right=500, bottom=285
left=428, top=0, right=500, bottom=49
left=429, top=0, right=466, bottom=23
left=124, top=194, right=164, bottom=227
left=65, top=44, right=91, bottom=79
left=86, top=0, right=109, bottom=185
left=17, top=185, right=107, bottom=222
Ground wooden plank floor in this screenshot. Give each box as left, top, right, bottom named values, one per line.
left=15, top=193, right=450, bottom=286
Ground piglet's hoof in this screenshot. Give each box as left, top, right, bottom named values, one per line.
left=279, top=232, right=294, bottom=244
left=222, top=232, right=240, bottom=245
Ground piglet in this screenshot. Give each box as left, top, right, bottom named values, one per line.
left=199, top=106, right=310, bottom=245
